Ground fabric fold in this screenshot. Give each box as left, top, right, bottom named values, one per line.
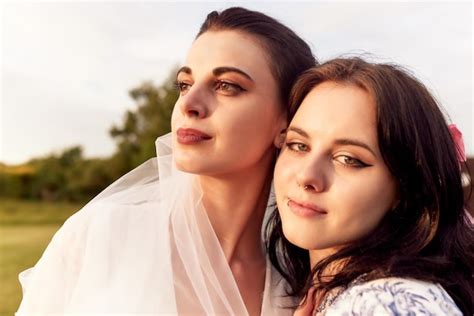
left=17, top=132, right=294, bottom=315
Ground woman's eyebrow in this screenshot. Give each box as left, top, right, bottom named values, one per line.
left=334, top=139, right=376, bottom=156
left=287, top=126, right=377, bottom=156
left=176, top=66, right=254, bottom=83
left=287, top=126, right=309, bottom=138
left=213, top=67, right=254, bottom=82
left=176, top=66, right=192, bottom=77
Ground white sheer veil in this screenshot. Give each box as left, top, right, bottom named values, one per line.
left=16, top=133, right=294, bottom=315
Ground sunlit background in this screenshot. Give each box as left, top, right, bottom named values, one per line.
left=2, top=1, right=472, bottom=163
left=0, top=1, right=472, bottom=314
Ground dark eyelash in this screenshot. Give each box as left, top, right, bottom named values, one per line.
left=352, top=161, right=369, bottom=168
left=216, top=80, right=245, bottom=92
left=285, top=142, right=308, bottom=152
left=173, top=80, right=180, bottom=91
left=343, top=156, right=370, bottom=168
left=174, top=80, right=191, bottom=92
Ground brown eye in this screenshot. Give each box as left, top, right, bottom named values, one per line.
left=344, top=156, right=356, bottom=165
left=286, top=142, right=309, bottom=152
left=174, top=81, right=192, bottom=95
left=334, top=155, right=369, bottom=168
left=215, top=80, right=244, bottom=96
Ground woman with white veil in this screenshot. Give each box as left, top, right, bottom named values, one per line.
left=17, top=7, right=316, bottom=315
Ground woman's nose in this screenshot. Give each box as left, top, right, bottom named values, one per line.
left=177, top=84, right=209, bottom=119
left=295, top=158, right=327, bottom=193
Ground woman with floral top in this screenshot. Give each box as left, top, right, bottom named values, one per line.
left=267, top=58, right=473, bottom=315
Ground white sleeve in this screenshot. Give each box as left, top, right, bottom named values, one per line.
left=16, top=210, right=88, bottom=314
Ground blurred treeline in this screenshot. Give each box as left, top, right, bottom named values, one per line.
left=0, top=73, right=179, bottom=202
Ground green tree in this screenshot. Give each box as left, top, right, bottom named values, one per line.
left=28, top=146, right=83, bottom=200
left=0, top=69, right=180, bottom=201
left=109, top=73, right=178, bottom=173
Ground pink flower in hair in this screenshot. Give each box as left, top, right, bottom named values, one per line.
left=448, top=124, right=466, bottom=163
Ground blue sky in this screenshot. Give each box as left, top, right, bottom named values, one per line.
left=1, top=1, right=472, bottom=164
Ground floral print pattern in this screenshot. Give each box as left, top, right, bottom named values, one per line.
left=323, top=277, right=461, bottom=315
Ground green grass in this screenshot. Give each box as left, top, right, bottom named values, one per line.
left=0, top=198, right=84, bottom=225
left=0, top=198, right=84, bottom=316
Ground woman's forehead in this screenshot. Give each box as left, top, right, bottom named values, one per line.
left=184, top=30, right=272, bottom=80
left=292, top=82, right=378, bottom=143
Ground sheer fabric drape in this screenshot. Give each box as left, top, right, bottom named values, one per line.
left=16, top=133, right=293, bottom=315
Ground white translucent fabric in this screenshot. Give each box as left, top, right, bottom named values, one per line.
left=17, top=133, right=294, bottom=315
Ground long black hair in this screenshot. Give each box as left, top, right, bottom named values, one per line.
left=266, top=57, right=474, bottom=315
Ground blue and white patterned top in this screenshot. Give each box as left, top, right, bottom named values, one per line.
left=321, top=277, right=462, bottom=315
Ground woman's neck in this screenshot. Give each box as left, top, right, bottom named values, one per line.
left=309, top=249, right=337, bottom=269
left=309, top=248, right=347, bottom=282
left=198, top=154, right=274, bottom=265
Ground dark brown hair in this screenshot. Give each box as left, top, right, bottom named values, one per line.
left=197, top=7, right=317, bottom=108
left=266, top=57, right=474, bottom=315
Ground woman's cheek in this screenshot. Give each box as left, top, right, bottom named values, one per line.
left=275, top=154, right=293, bottom=190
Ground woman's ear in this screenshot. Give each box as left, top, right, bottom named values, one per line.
left=274, top=113, right=288, bottom=148
left=274, top=128, right=287, bottom=148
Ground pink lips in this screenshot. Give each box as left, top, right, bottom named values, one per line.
left=176, top=128, right=212, bottom=145
left=287, top=199, right=327, bottom=218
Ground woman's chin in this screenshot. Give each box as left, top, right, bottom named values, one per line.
left=281, top=224, right=317, bottom=251
left=174, top=157, right=219, bottom=176
left=174, top=159, right=204, bottom=174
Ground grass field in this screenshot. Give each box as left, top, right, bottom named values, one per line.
left=0, top=199, right=84, bottom=316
